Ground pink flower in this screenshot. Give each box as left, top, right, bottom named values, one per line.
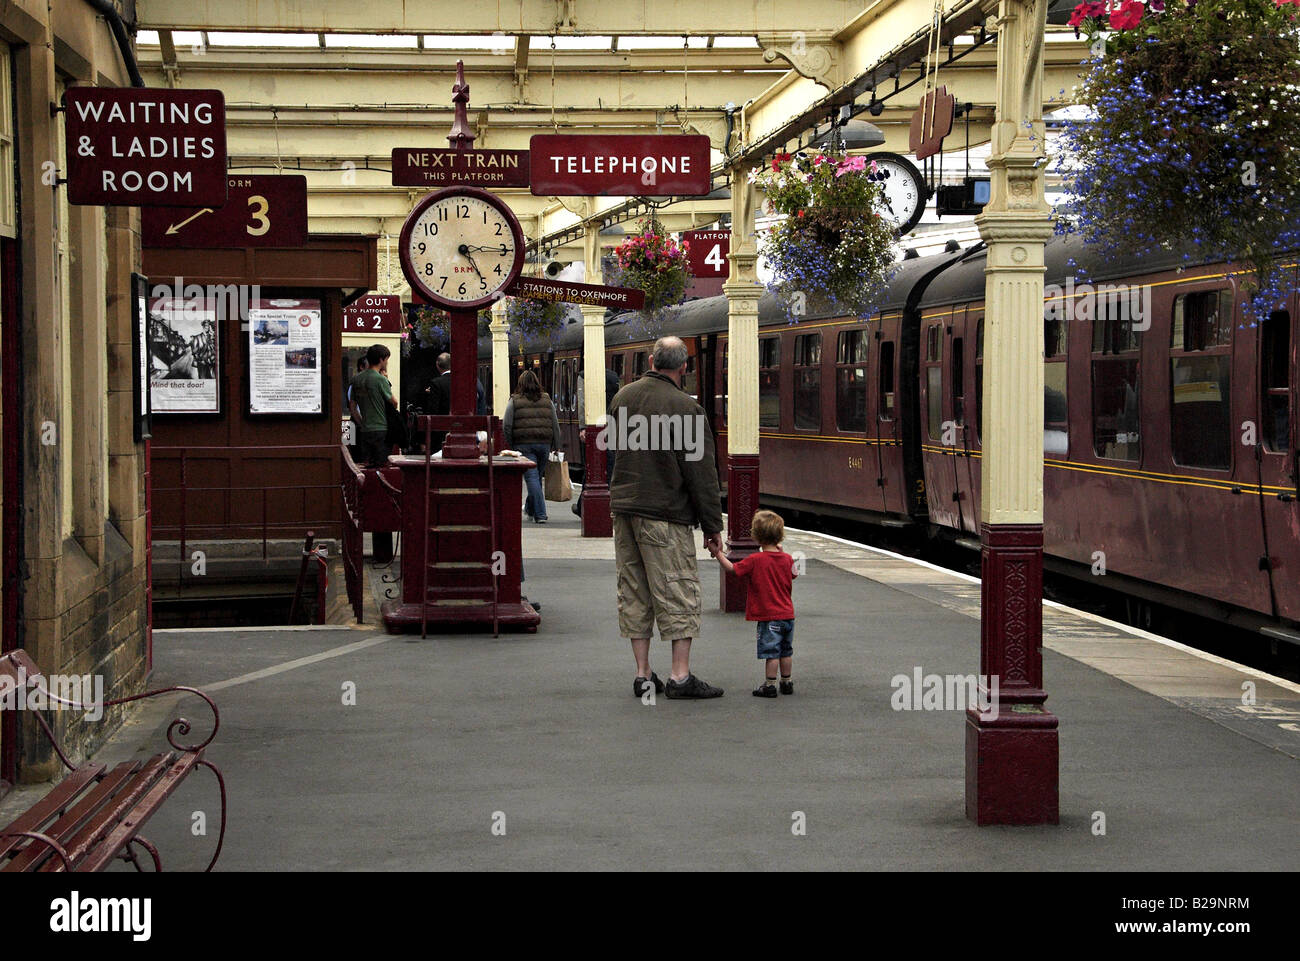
left=1109, top=0, right=1143, bottom=30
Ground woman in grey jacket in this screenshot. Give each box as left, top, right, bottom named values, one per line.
left=504, top=369, right=562, bottom=524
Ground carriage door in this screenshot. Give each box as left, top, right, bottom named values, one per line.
left=1258, top=303, right=1299, bottom=623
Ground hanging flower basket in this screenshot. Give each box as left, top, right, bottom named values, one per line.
left=504, top=295, right=568, bottom=347
left=753, top=151, right=900, bottom=321
left=1056, top=0, right=1300, bottom=313
left=402, top=305, right=491, bottom=357
left=609, top=223, right=692, bottom=335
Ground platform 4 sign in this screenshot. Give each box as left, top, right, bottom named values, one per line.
left=142, top=175, right=308, bottom=248
left=343, top=294, right=404, bottom=333
left=529, top=134, right=712, bottom=197
left=682, top=229, right=730, bottom=277
left=391, top=148, right=530, bottom=187
left=506, top=277, right=645, bottom=310
left=64, top=88, right=227, bottom=207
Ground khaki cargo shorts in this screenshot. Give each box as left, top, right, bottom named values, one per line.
left=613, top=514, right=702, bottom=641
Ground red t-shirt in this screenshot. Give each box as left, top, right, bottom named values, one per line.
left=732, top=550, right=796, bottom=621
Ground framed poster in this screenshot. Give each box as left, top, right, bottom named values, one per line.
left=130, top=272, right=152, bottom=440
left=148, top=291, right=220, bottom=414
left=248, top=298, right=322, bottom=414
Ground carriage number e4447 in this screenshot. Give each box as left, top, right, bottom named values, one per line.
left=848, top=455, right=863, bottom=470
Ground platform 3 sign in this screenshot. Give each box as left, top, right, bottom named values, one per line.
left=142, top=175, right=308, bottom=248
left=506, top=276, right=645, bottom=310
left=391, top=148, right=530, bottom=187
left=528, top=134, right=712, bottom=196
left=64, top=88, right=227, bottom=207
left=343, top=294, right=404, bottom=333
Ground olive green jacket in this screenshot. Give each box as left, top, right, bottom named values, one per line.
left=607, top=372, right=723, bottom=536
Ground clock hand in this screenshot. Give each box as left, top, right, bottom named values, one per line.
left=458, top=245, right=487, bottom=284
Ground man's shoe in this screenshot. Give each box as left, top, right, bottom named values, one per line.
left=664, top=674, right=724, bottom=699
left=780, top=680, right=794, bottom=695
left=633, top=672, right=665, bottom=697
left=753, top=683, right=778, bottom=698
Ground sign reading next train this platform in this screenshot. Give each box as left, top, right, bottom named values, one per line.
left=391, top=148, right=530, bottom=187
left=63, top=88, right=227, bottom=207
left=529, top=134, right=712, bottom=196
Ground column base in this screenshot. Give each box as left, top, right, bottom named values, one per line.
left=581, top=429, right=611, bottom=538
left=381, top=599, right=540, bottom=634
left=964, top=707, right=1059, bottom=825
left=721, top=453, right=761, bottom=613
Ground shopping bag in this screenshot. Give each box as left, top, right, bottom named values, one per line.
left=544, top=452, right=573, bottom=502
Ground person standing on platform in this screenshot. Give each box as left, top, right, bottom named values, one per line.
left=504, top=369, right=561, bottom=525
left=353, top=344, right=398, bottom=468
left=609, top=336, right=725, bottom=700
left=424, top=351, right=486, bottom=449
left=574, top=364, right=624, bottom=516
left=708, top=510, right=798, bottom=698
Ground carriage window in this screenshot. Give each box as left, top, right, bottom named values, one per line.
left=836, top=329, right=869, bottom=432
left=633, top=352, right=648, bottom=377
left=1045, top=312, right=1068, bottom=455
left=682, top=352, right=699, bottom=399
left=951, top=337, right=965, bottom=427
left=611, top=353, right=625, bottom=382
left=1092, top=305, right=1142, bottom=461
left=925, top=324, right=943, bottom=441
left=1262, top=310, right=1292, bottom=453
left=552, top=360, right=561, bottom=407
left=1170, top=290, right=1232, bottom=469
left=879, top=341, right=896, bottom=420
left=975, top=316, right=984, bottom=441
left=794, top=333, right=822, bottom=430
left=757, top=336, right=780, bottom=428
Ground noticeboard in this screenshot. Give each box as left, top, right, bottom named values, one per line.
left=248, top=298, right=323, bottom=414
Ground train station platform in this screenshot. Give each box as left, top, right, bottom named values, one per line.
left=6, top=503, right=1296, bottom=871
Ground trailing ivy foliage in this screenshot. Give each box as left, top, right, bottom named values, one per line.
left=1056, top=0, right=1300, bottom=317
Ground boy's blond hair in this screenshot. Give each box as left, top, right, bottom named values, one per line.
left=750, top=509, right=785, bottom=547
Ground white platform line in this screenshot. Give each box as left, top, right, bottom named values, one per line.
left=785, top=523, right=1300, bottom=696
left=202, top=634, right=392, bottom=692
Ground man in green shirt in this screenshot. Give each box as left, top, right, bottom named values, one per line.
left=352, top=343, right=397, bottom=466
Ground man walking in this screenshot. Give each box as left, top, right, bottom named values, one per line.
left=609, top=336, right=725, bottom=699
left=424, top=351, right=486, bottom=449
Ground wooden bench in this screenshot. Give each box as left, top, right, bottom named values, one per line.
left=0, top=650, right=226, bottom=872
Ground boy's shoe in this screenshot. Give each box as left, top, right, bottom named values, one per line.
left=664, top=674, right=724, bottom=699
left=633, top=672, right=664, bottom=697
left=753, top=683, right=778, bottom=698
left=780, top=680, right=794, bottom=695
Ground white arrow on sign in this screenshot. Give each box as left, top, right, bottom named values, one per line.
left=166, top=208, right=214, bottom=235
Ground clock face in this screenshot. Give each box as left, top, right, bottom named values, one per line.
left=865, top=153, right=927, bottom=236
left=400, top=187, right=525, bottom=309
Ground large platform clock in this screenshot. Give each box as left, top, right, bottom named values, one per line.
left=863, top=152, right=928, bottom=236
left=399, top=186, right=526, bottom=310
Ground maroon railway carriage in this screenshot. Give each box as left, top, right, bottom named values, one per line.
left=480, top=236, right=1299, bottom=639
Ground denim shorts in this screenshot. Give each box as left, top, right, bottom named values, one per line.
left=756, top=619, right=794, bottom=659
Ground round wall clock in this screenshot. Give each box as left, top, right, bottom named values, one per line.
left=399, top=186, right=526, bottom=310
left=863, top=152, right=928, bottom=236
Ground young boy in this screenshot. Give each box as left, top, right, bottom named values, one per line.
left=708, top=510, right=798, bottom=698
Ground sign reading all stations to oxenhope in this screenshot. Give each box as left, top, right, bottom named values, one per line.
left=391, top=148, right=530, bottom=188
left=142, top=175, right=308, bottom=248
left=342, top=295, right=404, bottom=334
left=64, top=88, right=227, bottom=207
left=528, top=134, right=712, bottom=197
left=506, top=276, right=645, bottom=311
left=682, top=229, right=731, bottom=278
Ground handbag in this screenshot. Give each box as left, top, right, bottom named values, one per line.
left=543, top=452, right=573, bottom=502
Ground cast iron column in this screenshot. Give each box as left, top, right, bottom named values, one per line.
left=967, top=0, right=1059, bottom=825
left=580, top=214, right=612, bottom=536
left=720, top=162, right=763, bottom=611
